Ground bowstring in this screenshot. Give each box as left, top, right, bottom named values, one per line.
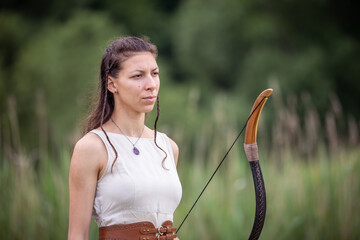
left=176, top=97, right=267, bottom=234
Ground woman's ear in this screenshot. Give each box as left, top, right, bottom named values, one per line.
left=107, top=76, right=118, bottom=94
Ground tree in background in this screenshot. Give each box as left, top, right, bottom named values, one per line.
left=0, top=0, right=359, bottom=154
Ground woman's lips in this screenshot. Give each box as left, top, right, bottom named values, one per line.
left=143, top=96, right=156, bottom=102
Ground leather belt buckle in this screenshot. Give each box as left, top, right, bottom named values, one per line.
left=157, top=225, right=164, bottom=239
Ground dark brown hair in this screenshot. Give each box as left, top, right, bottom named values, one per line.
left=84, top=36, right=167, bottom=170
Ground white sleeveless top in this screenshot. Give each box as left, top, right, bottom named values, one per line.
left=90, top=129, right=182, bottom=228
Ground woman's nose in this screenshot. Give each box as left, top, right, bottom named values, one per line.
left=145, top=74, right=157, bottom=90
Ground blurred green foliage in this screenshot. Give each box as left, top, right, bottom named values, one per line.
left=1, top=0, right=360, bottom=151
left=0, top=1, right=360, bottom=238
left=173, top=0, right=360, bottom=111
left=13, top=11, right=122, bottom=138
left=1, top=132, right=359, bottom=240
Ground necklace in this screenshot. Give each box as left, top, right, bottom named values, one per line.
left=111, top=118, right=145, bottom=155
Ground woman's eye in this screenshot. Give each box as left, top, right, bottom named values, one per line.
left=152, top=72, right=159, bottom=76
left=132, top=74, right=142, bottom=79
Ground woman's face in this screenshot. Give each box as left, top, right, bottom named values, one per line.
left=110, top=52, right=160, bottom=114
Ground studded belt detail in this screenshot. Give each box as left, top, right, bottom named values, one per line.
left=99, top=220, right=177, bottom=240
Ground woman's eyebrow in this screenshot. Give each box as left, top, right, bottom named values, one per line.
left=129, top=69, right=145, bottom=74
left=129, top=67, right=158, bottom=74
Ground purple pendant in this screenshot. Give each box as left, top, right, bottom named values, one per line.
left=133, top=147, right=140, bottom=155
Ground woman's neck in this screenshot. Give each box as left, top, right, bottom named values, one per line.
left=110, top=107, right=146, bottom=137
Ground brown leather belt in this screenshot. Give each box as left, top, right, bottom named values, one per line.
left=99, top=220, right=177, bottom=240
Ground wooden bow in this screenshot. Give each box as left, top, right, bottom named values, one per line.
left=244, top=88, right=273, bottom=240
left=176, top=89, right=273, bottom=240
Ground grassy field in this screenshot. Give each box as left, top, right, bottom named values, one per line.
left=1, top=145, right=359, bottom=240
left=1, top=90, right=359, bottom=239
left=176, top=148, right=360, bottom=240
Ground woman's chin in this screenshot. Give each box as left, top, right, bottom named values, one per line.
left=142, top=105, right=155, bottom=113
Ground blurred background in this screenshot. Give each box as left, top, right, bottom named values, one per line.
left=1, top=0, right=359, bottom=239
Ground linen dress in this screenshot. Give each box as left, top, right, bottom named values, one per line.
left=90, top=129, right=182, bottom=228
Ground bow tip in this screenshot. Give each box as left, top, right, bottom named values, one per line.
left=260, top=88, right=273, bottom=98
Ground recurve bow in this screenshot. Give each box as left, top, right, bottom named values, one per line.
left=244, top=88, right=273, bottom=239
left=176, top=88, right=273, bottom=240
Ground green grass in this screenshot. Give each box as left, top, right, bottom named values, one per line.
left=175, top=147, right=360, bottom=240
left=1, top=146, right=359, bottom=240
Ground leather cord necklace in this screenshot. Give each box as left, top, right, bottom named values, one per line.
left=111, top=118, right=145, bottom=155
left=176, top=89, right=273, bottom=240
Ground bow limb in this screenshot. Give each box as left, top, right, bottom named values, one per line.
left=244, top=88, right=273, bottom=240
left=175, top=88, right=273, bottom=236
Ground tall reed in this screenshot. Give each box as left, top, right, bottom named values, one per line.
left=0, top=89, right=359, bottom=239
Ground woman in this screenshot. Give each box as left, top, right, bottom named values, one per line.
left=68, top=36, right=182, bottom=240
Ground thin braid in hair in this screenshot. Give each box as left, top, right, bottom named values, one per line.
left=100, top=70, right=118, bottom=172
left=153, top=95, right=168, bottom=170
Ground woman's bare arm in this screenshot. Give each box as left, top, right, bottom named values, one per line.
left=168, top=138, right=180, bottom=240
left=168, top=137, right=179, bottom=166
left=68, top=134, right=106, bottom=240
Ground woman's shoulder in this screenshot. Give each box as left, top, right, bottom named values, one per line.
left=72, top=131, right=107, bottom=167
left=168, top=137, right=179, bottom=161
left=70, top=132, right=107, bottom=187
left=75, top=131, right=105, bottom=152
left=153, top=129, right=178, bottom=149
left=155, top=130, right=179, bottom=166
